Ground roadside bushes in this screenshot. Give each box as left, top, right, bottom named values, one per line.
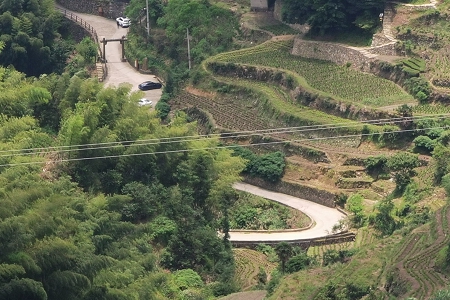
left=232, top=146, right=286, bottom=182
left=403, top=76, right=431, bottom=103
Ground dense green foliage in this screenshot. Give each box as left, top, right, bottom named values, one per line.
left=232, top=146, right=286, bottom=182
left=228, top=192, right=306, bottom=230
left=0, top=59, right=247, bottom=299
left=125, top=0, right=239, bottom=67
left=281, top=0, right=384, bottom=36
left=346, top=193, right=365, bottom=227
left=0, top=0, right=74, bottom=76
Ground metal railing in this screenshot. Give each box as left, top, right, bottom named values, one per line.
left=56, top=7, right=106, bottom=80
left=55, top=7, right=102, bottom=59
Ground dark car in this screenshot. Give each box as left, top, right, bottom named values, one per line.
left=138, top=81, right=162, bottom=91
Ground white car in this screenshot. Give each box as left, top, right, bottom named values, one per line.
left=138, top=98, right=152, bottom=106
left=116, top=17, right=131, bottom=28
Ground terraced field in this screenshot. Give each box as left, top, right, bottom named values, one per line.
left=307, top=241, right=355, bottom=263
left=391, top=205, right=450, bottom=298
left=172, top=91, right=279, bottom=131
left=212, top=39, right=413, bottom=107
left=233, top=249, right=277, bottom=290
left=214, top=76, right=369, bottom=135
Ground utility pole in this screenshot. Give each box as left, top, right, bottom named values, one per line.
left=187, top=28, right=191, bottom=69
left=146, top=0, right=150, bottom=36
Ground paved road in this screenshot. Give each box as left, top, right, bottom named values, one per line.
left=230, top=183, right=346, bottom=242
left=58, top=6, right=346, bottom=243
left=57, top=6, right=162, bottom=104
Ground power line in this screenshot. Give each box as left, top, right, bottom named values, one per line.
left=0, top=125, right=445, bottom=168
left=0, top=114, right=448, bottom=158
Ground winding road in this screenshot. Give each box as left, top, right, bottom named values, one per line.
left=56, top=5, right=162, bottom=104
left=231, top=183, right=345, bottom=242
left=57, top=5, right=347, bottom=243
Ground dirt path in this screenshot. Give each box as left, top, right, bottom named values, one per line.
left=56, top=5, right=162, bottom=104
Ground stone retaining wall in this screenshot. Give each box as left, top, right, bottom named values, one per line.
left=291, top=38, right=373, bottom=70
left=56, top=0, right=129, bottom=19
left=369, top=42, right=398, bottom=56
left=243, top=176, right=336, bottom=208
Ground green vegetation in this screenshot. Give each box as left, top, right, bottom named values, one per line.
left=260, top=24, right=299, bottom=36
left=281, top=0, right=384, bottom=36
left=399, top=57, right=426, bottom=76
left=232, top=146, right=286, bottom=182
left=0, top=63, right=248, bottom=299
left=0, top=0, right=75, bottom=76
left=228, top=192, right=310, bottom=230
left=213, top=39, right=413, bottom=107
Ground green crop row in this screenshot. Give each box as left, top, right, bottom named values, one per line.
left=214, top=76, right=382, bottom=136
left=212, top=39, right=413, bottom=108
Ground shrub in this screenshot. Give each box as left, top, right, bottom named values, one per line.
left=403, top=77, right=431, bottom=102
left=285, top=252, right=312, bottom=273
left=413, top=135, right=436, bottom=152
left=155, top=101, right=171, bottom=119
left=249, top=151, right=286, bottom=182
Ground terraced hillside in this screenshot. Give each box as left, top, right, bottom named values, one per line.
left=233, top=249, right=277, bottom=290
left=212, top=38, right=414, bottom=108
left=389, top=205, right=450, bottom=299
left=168, top=2, right=450, bottom=298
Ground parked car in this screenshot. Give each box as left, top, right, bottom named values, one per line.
left=116, top=17, right=131, bottom=28
left=138, top=98, right=153, bottom=106
left=138, top=81, right=162, bottom=91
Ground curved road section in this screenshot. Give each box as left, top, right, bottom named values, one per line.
left=230, top=183, right=346, bottom=242
left=57, top=5, right=346, bottom=243
left=57, top=6, right=162, bottom=104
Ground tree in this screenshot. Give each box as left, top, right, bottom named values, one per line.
left=285, top=251, right=312, bottom=273
left=281, top=0, right=384, bottom=36
left=373, top=198, right=397, bottom=236
left=157, top=0, right=238, bottom=61
left=76, top=37, right=97, bottom=65
left=431, top=287, right=450, bottom=300
left=386, top=152, right=420, bottom=192
left=275, top=242, right=293, bottom=273
left=346, top=193, right=365, bottom=227
left=364, top=155, right=387, bottom=180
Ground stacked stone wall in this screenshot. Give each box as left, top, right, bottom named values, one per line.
left=56, top=0, right=129, bottom=19
left=291, top=38, right=373, bottom=69
left=369, top=43, right=398, bottom=56
left=273, top=0, right=282, bottom=21
left=243, top=176, right=336, bottom=208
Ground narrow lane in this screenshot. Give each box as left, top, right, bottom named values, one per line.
left=57, top=6, right=162, bottom=104
left=230, top=183, right=346, bottom=242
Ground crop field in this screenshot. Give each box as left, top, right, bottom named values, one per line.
left=405, top=15, right=450, bottom=88
left=412, top=104, right=450, bottom=115
left=389, top=205, right=450, bottom=299
left=212, top=39, right=414, bottom=107
left=214, top=76, right=370, bottom=136
left=307, top=241, right=354, bottom=264
left=233, top=248, right=277, bottom=290
left=171, top=91, right=279, bottom=131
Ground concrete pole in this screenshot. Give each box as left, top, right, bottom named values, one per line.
left=102, top=38, right=106, bottom=62
left=187, top=28, right=191, bottom=70
left=146, top=0, right=150, bottom=36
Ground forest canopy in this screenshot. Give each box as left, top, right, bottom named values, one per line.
left=282, top=0, right=386, bottom=35
left=0, top=63, right=246, bottom=298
